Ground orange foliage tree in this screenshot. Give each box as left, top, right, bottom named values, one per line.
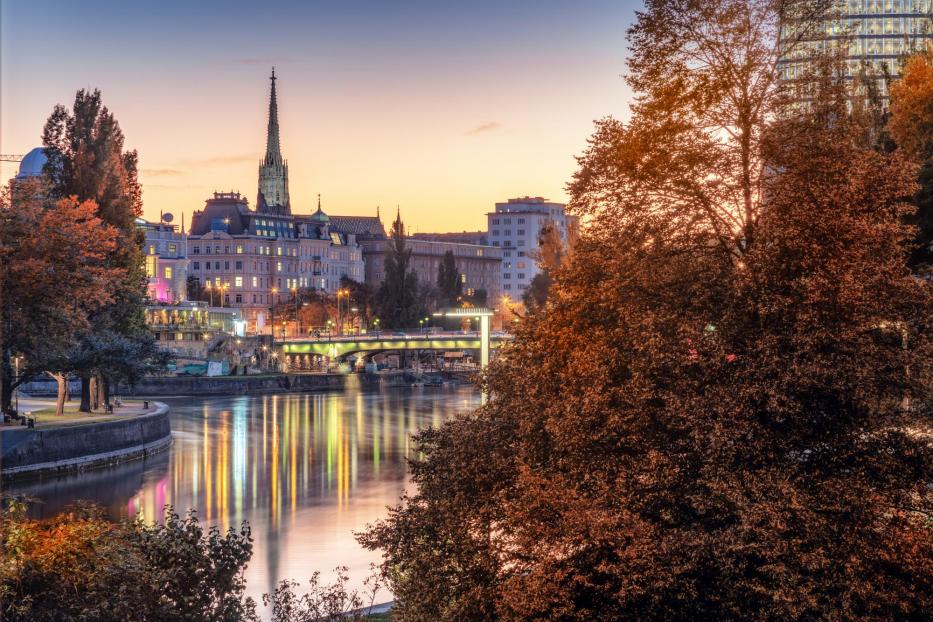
left=360, top=3, right=932, bottom=619
left=0, top=181, right=120, bottom=415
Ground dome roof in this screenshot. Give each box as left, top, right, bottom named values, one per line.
left=310, top=195, right=329, bottom=222
left=17, top=148, right=48, bottom=179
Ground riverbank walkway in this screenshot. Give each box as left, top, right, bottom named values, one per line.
left=1, top=398, right=157, bottom=432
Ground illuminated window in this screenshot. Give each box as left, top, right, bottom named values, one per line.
left=277, top=247, right=282, bottom=256
left=236, top=245, right=244, bottom=254
left=277, top=261, right=282, bottom=272
left=148, top=245, right=156, bottom=254
left=235, top=276, right=243, bottom=288
left=168, top=243, right=177, bottom=254
left=164, top=266, right=173, bottom=279
left=145, top=255, right=157, bottom=278
left=252, top=276, right=258, bottom=287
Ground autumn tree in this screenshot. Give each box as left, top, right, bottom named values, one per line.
left=888, top=52, right=933, bottom=270
left=0, top=181, right=119, bottom=415
left=377, top=212, right=421, bottom=328
left=42, top=89, right=152, bottom=411
left=361, top=4, right=932, bottom=619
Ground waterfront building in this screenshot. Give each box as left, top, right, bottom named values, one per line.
left=359, top=235, right=503, bottom=302
left=144, top=301, right=244, bottom=360
left=487, top=197, right=578, bottom=295
left=779, top=1, right=933, bottom=98
left=412, top=230, right=489, bottom=246
left=186, top=71, right=364, bottom=334
left=139, top=217, right=189, bottom=304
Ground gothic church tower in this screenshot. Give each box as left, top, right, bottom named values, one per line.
left=257, top=68, right=291, bottom=215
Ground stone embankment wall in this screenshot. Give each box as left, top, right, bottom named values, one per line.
left=116, top=372, right=430, bottom=396
left=1, top=403, right=172, bottom=481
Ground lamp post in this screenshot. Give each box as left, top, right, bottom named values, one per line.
left=270, top=286, right=279, bottom=351
left=291, top=286, right=299, bottom=338
left=205, top=281, right=213, bottom=307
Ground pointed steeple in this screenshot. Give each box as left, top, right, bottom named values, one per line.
left=257, top=68, right=290, bottom=215
left=264, top=67, right=282, bottom=166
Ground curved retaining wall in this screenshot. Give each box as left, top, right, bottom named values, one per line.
left=0, top=403, right=172, bottom=481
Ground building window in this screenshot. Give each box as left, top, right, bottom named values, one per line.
left=193, top=261, right=200, bottom=270
left=193, top=246, right=200, bottom=254
left=518, top=273, right=525, bottom=279
left=504, top=284, right=511, bottom=290
left=517, top=240, right=525, bottom=247
left=277, top=247, right=283, bottom=256
left=168, top=243, right=177, bottom=254
left=252, top=294, right=257, bottom=303
left=518, top=218, right=525, bottom=224
left=235, top=261, right=242, bottom=270
left=164, top=266, right=173, bottom=279
left=235, top=276, right=243, bottom=287
left=236, top=245, right=244, bottom=254
left=235, top=294, right=243, bottom=304
left=252, top=276, right=258, bottom=287
left=224, top=261, right=230, bottom=270
left=504, top=273, right=511, bottom=279
left=148, top=245, right=156, bottom=254
left=205, top=246, right=211, bottom=254
left=518, top=251, right=525, bottom=257
left=145, top=255, right=157, bottom=278
left=517, top=229, right=525, bottom=236
left=277, top=261, right=282, bottom=272
left=205, top=263, right=210, bottom=271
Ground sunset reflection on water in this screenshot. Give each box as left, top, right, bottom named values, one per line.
left=11, top=386, right=480, bottom=604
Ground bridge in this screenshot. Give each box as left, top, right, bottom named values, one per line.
left=277, top=332, right=509, bottom=360
left=278, top=308, right=504, bottom=368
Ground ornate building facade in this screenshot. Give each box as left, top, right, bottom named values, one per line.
left=187, top=71, right=363, bottom=335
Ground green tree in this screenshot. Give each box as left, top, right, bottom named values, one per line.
left=42, top=89, right=151, bottom=411
left=436, top=250, right=462, bottom=308
left=377, top=212, right=421, bottom=328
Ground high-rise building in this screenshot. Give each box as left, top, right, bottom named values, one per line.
left=257, top=68, right=291, bottom=215
left=779, top=2, right=933, bottom=98
left=486, top=197, right=578, bottom=298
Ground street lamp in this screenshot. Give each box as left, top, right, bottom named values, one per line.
left=291, top=286, right=299, bottom=338
left=205, top=281, right=214, bottom=307
left=270, top=286, right=279, bottom=348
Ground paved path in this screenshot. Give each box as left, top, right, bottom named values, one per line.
left=2, top=398, right=154, bottom=433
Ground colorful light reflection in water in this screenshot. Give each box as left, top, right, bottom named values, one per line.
left=8, top=386, right=480, bottom=606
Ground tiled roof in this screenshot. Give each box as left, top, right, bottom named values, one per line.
left=327, top=215, right=386, bottom=238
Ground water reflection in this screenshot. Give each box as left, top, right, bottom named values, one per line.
left=8, top=386, right=479, bottom=604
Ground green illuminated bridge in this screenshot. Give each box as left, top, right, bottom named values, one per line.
left=279, top=308, right=505, bottom=369
left=277, top=332, right=509, bottom=360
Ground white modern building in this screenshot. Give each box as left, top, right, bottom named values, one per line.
left=486, top=197, right=578, bottom=296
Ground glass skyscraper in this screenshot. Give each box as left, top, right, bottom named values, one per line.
left=779, top=1, right=933, bottom=97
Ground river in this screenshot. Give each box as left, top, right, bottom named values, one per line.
left=7, top=384, right=481, bottom=608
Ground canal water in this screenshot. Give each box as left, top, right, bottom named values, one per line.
left=7, top=385, right=480, bottom=607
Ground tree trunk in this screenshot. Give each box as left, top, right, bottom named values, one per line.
left=51, top=372, right=67, bottom=416
left=79, top=376, right=91, bottom=412
left=94, top=374, right=105, bottom=411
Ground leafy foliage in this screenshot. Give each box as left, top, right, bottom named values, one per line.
left=0, top=184, right=120, bottom=412
left=377, top=213, right=421, bottom=328
left=0, top=502, right=385, bottom=621
left=436, top=250, right=463, bottom=308
left=360, top=3, right=933, bottom=620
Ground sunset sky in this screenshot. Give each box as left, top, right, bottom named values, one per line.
left=1, top=0, right=636, bottom=232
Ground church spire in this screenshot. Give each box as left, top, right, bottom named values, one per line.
left=264, top=67, right=282, bottom=166
left=257, top=67, right=290, bottom=215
